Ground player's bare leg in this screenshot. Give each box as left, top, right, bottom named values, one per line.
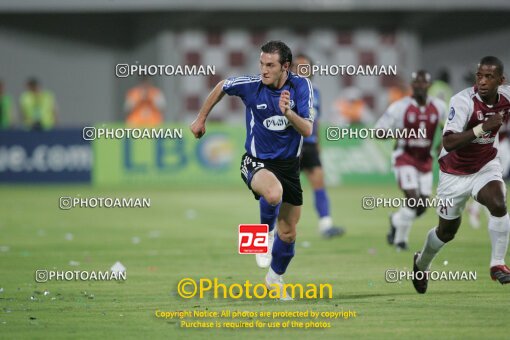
left=275, top=203, right=299, bottom=243
left=476, top=180, right=510, bottom=284
left=265, top=202, right=300, bottom=300
left=251, top=169, right=283, bottom=206
left=251, top=169, right=282, bottom=268
left=304, top=166, right=345, bottom=238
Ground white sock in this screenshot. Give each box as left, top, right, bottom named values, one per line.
left=488, top=214, right=510, bottom=267
left=267, top=266, right=281, bottom=282
left=416, top=227, right=445, bottom=271
left=392, top=207, right=416, bottom=244
left=318, top=216, right=333, bottom=233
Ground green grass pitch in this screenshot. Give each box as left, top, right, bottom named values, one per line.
left=0, top=183, right=508, bottom=339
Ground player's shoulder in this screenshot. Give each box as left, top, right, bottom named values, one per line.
left=450, top=87, right=475, bottom=105
left=288, top=72, right=312, bottom=89
left=224, top=74, right=261, bottom=87
left=445, top=87, right=475, bottom=121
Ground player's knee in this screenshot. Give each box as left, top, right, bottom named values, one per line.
left=486, top=199, right=507, bottom=217
left=438, top=230, right=455, bottom=243
left=263, top=185, right=283, bottom=205
left=436, top=227, right=457, bottom=243
left=278, top=229, right=296, bottom=243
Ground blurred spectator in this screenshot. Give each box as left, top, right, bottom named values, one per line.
left=124, top=77, right=166, bottom=126
left=333, top=87, right=374, bottom=125
left=0, top=80, right=12, bottom=129
left=19, top=78, right=57, bottom=130
left=429, top=68, right=453, bottom=104
left=387, top=76, right=411, bottom=105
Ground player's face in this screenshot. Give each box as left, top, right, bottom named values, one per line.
left=411, top=74, right=430, bottom=99
left=292, top=56, right=311, bottom=78
left=476, top=64, right=504, bottom=99
left=260, top=52, right=288, bottom=87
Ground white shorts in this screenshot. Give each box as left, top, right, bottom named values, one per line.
left=394, top=166, right=433, bottom=196
left=436, top=158, right=505, bottom=220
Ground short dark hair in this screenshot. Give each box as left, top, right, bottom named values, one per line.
left=479, top=56, right=504, bottom=76
left=261, top=40, right=292, bottom=66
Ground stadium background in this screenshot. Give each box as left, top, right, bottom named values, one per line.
left=1, top=0, right=510, bottom=338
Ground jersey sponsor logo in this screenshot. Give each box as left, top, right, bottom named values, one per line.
left=448, top=107, right=455, bottom=120
left=238, top=224, right=268, bottom=254
left=263, top=115, right=290, bottom=131
left=256, top=103, right=267, bottom=110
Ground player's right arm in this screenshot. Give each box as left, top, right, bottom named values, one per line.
left=443, top=115, right=503, bottom=151
left=442, top=92, right=503, bottom=151
left=190, top=80, right=226, bottom=139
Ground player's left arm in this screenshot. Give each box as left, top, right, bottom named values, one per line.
left=279, top=90, right=312, bottom=137
left=279, top=79, right=314, bottom=137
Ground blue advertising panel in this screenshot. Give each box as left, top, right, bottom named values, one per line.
left=0, top=129, right=92, bottom=182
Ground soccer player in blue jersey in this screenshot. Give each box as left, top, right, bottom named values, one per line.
left=190, top=41, right=314, bottom=300
left=292, top=54, right=346, bottom=238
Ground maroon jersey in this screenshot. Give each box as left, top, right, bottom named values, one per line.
left=439, top=86, right=510, bottom=175
left=375, top=96, right=447, bottom=172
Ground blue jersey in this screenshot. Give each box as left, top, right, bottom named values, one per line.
left=223, top=72, right=314, bottom=160
left=303, top=85, right=320, bottom=144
